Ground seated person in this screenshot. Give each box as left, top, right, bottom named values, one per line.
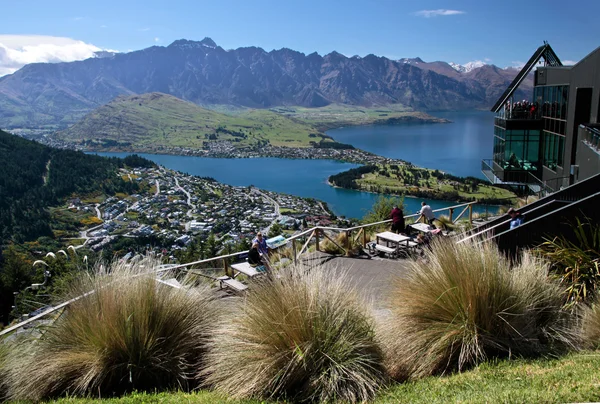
left=248, top=242, right=268, bottom=272
left=253, top=232, right=269, bottom=255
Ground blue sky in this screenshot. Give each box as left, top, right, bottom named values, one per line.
left=1, top=0, right=598, bottom=75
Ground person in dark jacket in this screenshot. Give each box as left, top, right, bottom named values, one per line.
left=390, top=205, right=405, bottom=234
left=248, top=242, right=262, bottom=266
left=248, top=242, right=269, bottom=272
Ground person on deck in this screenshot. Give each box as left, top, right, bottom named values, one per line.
left=390, top=205, right=405, bottom=234
left=248, top=242, right=268, bottom=272
left=419, top=201, right=436, bottom=226
left=252, top=232, right=269, bottom=255
left=507, top=208, right=524, bottom=229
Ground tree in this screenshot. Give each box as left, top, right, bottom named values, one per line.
left=268, top=222, right=283, bottom=239
left=362, top=196, right=405, bottom=224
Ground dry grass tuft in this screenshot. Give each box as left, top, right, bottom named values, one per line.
left=3, top=257, right=220, bottom=401
left=381, top=238, right=577, bottom=380
left=202, top=264, right=386, bottom=402
left=582, top=300, right=600, bottom=350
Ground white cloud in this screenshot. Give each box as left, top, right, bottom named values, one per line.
left=0, top=35, right=110, bottom=77
left=73, top=16, right=84, bottom=21
left=100, top=24, right=108, bottom=28
left=138, top=27, right=151, bottom=32
left=154, top=37, right=160, bottom=43
left=414, top=9, right=465, bottom=18
left=510, top=60, right=525, bottom=69
left=562, top=59, right=578, bottom=65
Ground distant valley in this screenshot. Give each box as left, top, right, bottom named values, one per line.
left=0, top=37, right=530, bottom=131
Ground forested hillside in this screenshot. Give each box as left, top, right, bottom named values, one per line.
left=0, top=130, right=152, bottom=245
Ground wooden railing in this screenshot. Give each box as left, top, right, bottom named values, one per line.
left=0, top=201, right=478, bottom=337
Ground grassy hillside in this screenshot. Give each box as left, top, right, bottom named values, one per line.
left=270, top=103, right=449, bottom=131
left=57, top=93, right=325, bottom=149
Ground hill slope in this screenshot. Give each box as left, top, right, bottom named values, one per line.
left=0, top=38, right=528, bottom=129
left=0, top=129, right=151, bottom=246
left=56, top=92, right=326, bottom=149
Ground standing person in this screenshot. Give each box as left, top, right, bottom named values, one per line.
left=253, top=232, right=269, bottom=255
left=390, top=205, right=405, bottom=234
left=419, top=201, right=436, bottom=226
left=507, top=208, right=524, bottom=229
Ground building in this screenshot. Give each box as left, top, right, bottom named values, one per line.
left=482, top=43, right=600, bottom=193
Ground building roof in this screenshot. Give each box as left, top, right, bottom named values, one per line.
left=491, top=42, right=563, bottom=113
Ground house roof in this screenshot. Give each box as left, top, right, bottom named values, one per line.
left=491, top=42, right=563, bottom=113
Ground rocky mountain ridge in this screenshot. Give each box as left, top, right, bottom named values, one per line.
left=0, top=37, right=531, bottom=129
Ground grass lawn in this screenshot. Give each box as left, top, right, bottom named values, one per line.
left=356, top=163, right=516, bottom=202
left=48, top=352, right=600, bottom=403
left=270, top=103, right=444, bottom=131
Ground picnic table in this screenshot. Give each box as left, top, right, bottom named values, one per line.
left=374, top=231, right=413, bottom=258
left=409, top=223, right=436, bottom=233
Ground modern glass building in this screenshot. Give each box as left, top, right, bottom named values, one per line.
left=483, top=43, right=600, bottom=193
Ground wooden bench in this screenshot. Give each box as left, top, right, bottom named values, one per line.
left=217, top=276, right=248, bottom=293
left=375, top=244, right=398, bottom=258
left=231, top=262, right=263, bottom=278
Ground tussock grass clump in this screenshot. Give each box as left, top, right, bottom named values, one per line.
left=382, top=239, right=576, bottom=380
left=581, top=300, right=600, bottom=350
left=4, top=258, right=219, bottom=401
left=203, top=265, right=386, bottom=403
left=320, top=232, right=363, bottom=256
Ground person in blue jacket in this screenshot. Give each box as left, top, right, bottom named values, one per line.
left=507, top=208, right=524, bottom=229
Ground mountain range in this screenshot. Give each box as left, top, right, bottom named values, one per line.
left=0, top=37, right=531, bottom=130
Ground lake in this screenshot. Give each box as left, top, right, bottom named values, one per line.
left=328, top=110, right=494, bottom=178
left=95, top=110, right=497, bottom=219
left=96, top=153, right=498, bottom=220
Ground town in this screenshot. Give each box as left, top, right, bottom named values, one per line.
left=68, top=165, right=337, bottom=258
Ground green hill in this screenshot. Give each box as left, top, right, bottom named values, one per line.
left=56, top=93, right=325, bottom=150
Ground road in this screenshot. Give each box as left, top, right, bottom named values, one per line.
left=175, top=177, right=196, bottom=218
left=252, top=188, right=281, bottom=235
left=155, top=179, right=160, bottom=196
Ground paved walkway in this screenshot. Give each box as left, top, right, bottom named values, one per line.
left=301, top=252, right=411, bottom=307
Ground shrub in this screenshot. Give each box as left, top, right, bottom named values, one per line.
left=381, top=238, right=576, bottom=380
left=582, top=300, right=600, bottom=350
left=3, top=257, right=219, bottom=401
left=537, top=218, right=600, bottom=307
left=320, top=232, right=363, bottom=256
left=203, top=265, right=386, bottom=402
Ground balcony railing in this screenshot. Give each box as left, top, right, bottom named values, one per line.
left=580, top=124, right=600, bottom=154
left=481, top=158, right=553, bottom=197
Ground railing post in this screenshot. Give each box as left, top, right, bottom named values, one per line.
left=362, top=228, right=368, bottom=247
left=345, top=230, right=351, bottom=256
left=449, top=208, right=454, bottom=223
left=468, top=204, right=473, bottom=225
left=222, top=258, right=228, bottom=277
left=292, top=239, right=297, bottom=265
left=315, top=229, right=320, bottom=252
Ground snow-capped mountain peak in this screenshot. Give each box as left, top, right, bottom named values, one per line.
left=449, top=60, right=487, bottom=73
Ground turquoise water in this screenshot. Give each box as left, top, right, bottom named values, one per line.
left=95, top=110, right=497, bottom=219
left=328, top=110, right=494, bottom=178
left=97, top=153, right=497, bottom=219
